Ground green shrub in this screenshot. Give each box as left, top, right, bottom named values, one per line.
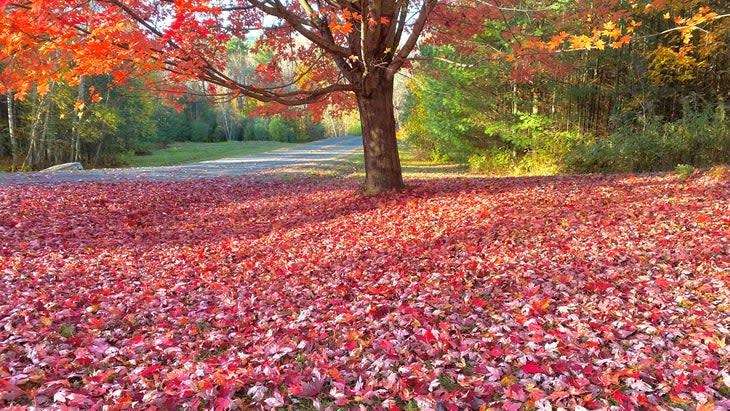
left=129, top=141, right=157, bottom=156
left=468, top=149, right=515, bottom=175
left=567, top=105, right=730, bottom=173
left=190, top=119, right=212, bottom=142
left=674, top=164, right=695, bottom=180
left=268, top=117, right=297, bottom=142
left=246, top=118, right=270, bottom=140
left=346, top=121, right=362, bottom=136
left=155, top=106, right=189, bottom=142
left=298, top=121, right=326, bottom=142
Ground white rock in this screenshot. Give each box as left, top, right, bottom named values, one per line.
left=42, top=162, right=83, bottom=172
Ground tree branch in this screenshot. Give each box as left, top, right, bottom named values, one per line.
left=386, top=0, right=437, bottom=79
left=248, top=0, right=351, bottom=56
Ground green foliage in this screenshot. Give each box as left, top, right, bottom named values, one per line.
left=567, top=105, right=730, bottom=173
left=468, top=149, right=514, bottom=175
left=123, top=141, right=292, bottom=167
left=190, top=119, right=213, bottom=142
left=78, top=104, right=120, bottom=144
left=243, top=118, right=270, bottom=140
left=155, top=105, right=189, bottom=143
left=105, top=78, right=159, bottom=156
left=59, top=323, right=76, bottom=338
left=674, top=164, right=695, bottom=180
left=437, top=375, right=461, bottom=392
left=346, top=121, right=362, bottom=136
left=404, top=400, right=419, bottom=411
left=268, top=117, right=298, bottom=142
left=399, top=2, right=730, bottom=177
left=238, top=115, right=326, bottom=143
left=401, top=44, right=584, bottom=174
left=300, top=119, right=326, bottom=142
left=403, top=69, right=585, bottom=175
left=2, top=55, right=333, bottom=170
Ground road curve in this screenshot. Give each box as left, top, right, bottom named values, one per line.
left=0, top=136, right=363, bottom=185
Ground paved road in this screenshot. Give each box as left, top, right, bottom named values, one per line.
left=0, top=136, right=363, bottom=185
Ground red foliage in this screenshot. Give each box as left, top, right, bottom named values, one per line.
left=1, top=174, right=729, bottom=409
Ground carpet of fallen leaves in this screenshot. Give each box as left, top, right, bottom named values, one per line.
left=1, top=173, right=729, bottom=411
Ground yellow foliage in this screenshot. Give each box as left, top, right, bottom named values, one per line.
left=648, top=46, right=705, bottom=86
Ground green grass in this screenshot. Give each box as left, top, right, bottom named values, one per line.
left=398, top=143, right=468, bottom=176
left=339, top=141, right=468, bottom=178
left=122, top=141, right=296, bottom=167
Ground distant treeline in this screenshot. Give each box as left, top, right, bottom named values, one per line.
left=0, top=39, right=354, bottom=171
left=0, top=77, right=333, bottom=171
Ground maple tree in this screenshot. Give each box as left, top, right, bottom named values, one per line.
left=1, top=0, right=725, bottom=190
left=1, top=171, right=729, bottom=408
left=0, top=0, right=440, bottom=192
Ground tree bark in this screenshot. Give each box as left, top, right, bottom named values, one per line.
left=39, top=81, right=55, bottom=168
left=71, top=76, right=86, bottom=162
left=23, top=90, right=43, bottom=170
left=7, top=92, right=19, bottom=170
left=356, top=74, right=404, bottom=194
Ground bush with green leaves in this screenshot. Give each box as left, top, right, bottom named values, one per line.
left=346, top=121, right=362, bottom=136
left=674, top=164, right=695, bottom=180
left=268, top=117, right=297, bottom=142
left=190, top=119, right=212, bottom=142
left=155, top=105, right=189, bottom=143
left=567, top=105, right=730, bottom=173
left=468, top=149, right=514, bottom=175
left=298, top=120, right=326, bottom=142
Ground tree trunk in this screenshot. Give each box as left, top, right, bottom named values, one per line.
left=38, top=81, right=55, bottom=168
left=23, top=91, right=49, bottom=170
left=356, top=75, right=404, bottom=194
left=221, top=107, right=233, bottom=141
left=71, top=76, right=86, bottom=162
left=23, top=90, right=43, bottom=170
left=94, top=138, right=104, bottom=166
left=7, top=92, right=19, bottom=170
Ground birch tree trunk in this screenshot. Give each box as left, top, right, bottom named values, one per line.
left=39, top=82, right=55, bottom=167
left=71, top=77, right=86, bottom=162
left=7, top=92, right=19, bottom=170
left=221, top=107, right=233, bottom=141
left=23, top=91, right=43, bottom=169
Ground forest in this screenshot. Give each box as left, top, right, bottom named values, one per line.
left=1, top=1, right=728, bottom=175
left=0, top=40, right=346, bottom=171
left=400, top=0, right=730, bottom=175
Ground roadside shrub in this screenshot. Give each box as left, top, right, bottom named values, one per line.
left=298, top=121, right=326, bottom=142
left=468, top=149, right=514, bottom=175
left=674, top=164, right=695, bottom=180
left=155, top=106, right=189, bottom=142
left=190, top=119, right=212, bottom=142
left=129, top=141, right=156, bottom=156
left=346, top=122, right=362, bottom=136
left=567, top=105, right=730, bottom=173
left=244, top=118, right=270, bottom=140
left=268, top=117, right=297, bottom=142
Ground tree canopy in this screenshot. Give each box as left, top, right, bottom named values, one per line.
left=1, top=0, right=725, bottom=191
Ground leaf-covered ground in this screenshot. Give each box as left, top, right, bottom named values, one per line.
left=1, top=173, right=729, bottom=410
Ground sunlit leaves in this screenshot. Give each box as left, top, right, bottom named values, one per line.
left=0, top=173, right=728, bottom=409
